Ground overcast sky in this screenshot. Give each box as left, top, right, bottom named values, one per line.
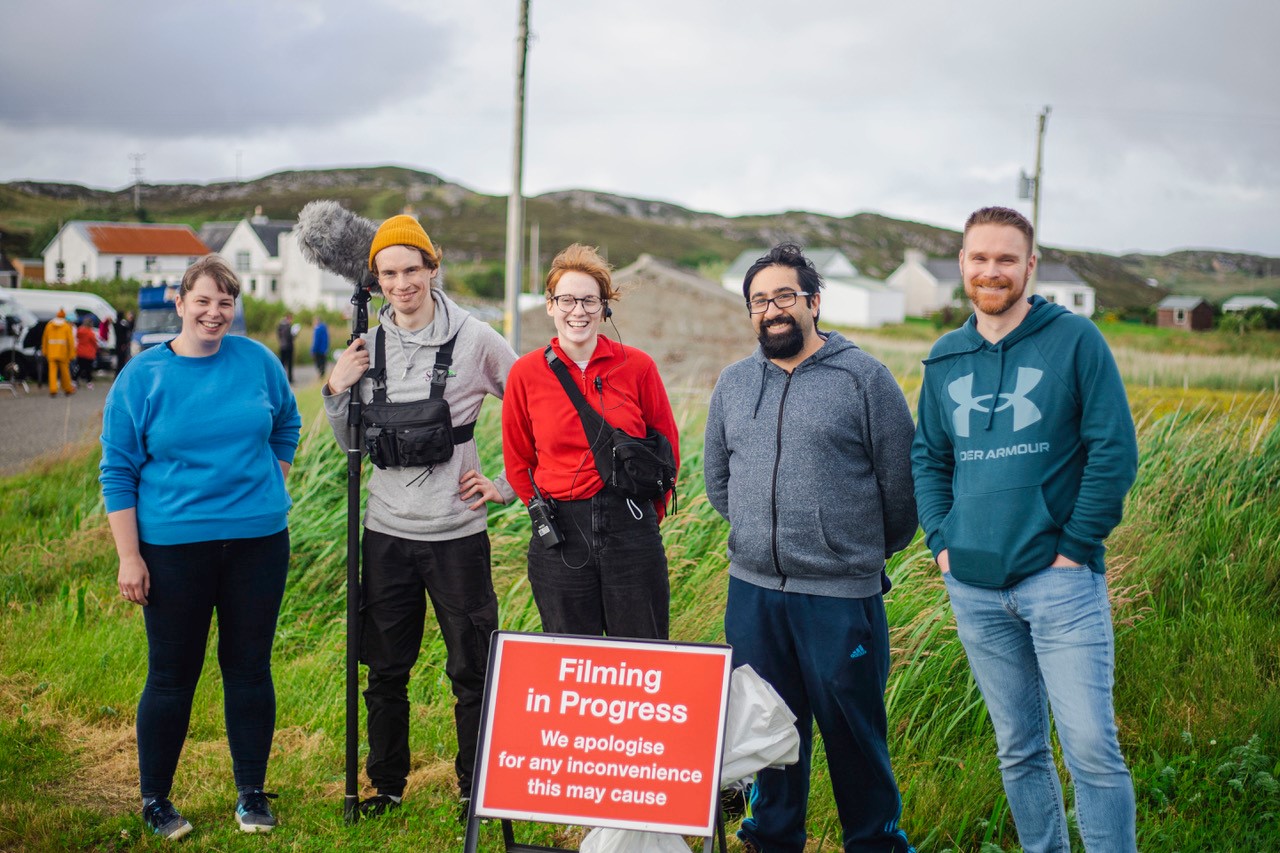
left=2, top=0, right=1277, bottom=256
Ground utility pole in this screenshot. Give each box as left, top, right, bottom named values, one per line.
left=1024, top=105, right=1050, bottom=293
left=130, top=153, right=145, bottom=214
left=503, top=0, right=531, bottom=351
left=529, top=220, right=541, bottom=294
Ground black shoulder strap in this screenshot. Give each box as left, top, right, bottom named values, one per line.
left=370, top=326, right=389, bottom=403
left=368, top=326, right=473, bottom=444
left=545, top=346, right=614, bottom=480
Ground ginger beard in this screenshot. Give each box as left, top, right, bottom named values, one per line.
left=965, top=270, right=1029, bottom=316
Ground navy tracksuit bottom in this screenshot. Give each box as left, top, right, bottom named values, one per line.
left=724, top=576, right=913, bottom=853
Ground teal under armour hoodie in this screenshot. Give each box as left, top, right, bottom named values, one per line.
left=911, top=295, right=1137, bottom=589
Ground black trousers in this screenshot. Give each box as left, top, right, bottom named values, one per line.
left=360, top=528, right=497, bottom=798
left=137, top=529, right=289, bottom=797
left=525, top=488, right=669, bottom=640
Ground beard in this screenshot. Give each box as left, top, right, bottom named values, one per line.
left=965, top=274, right=1028, bottom=316
left=757, top=316, right=806, bottom=359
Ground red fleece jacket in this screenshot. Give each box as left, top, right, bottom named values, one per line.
left=502, top=335, right=679, bottom=517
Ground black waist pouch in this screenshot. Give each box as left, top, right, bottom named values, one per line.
left=609, top=428, right=677, bottom=503
left=359, top=325, right=472, bottom=471
left=362, top=397, right=455, bottom=469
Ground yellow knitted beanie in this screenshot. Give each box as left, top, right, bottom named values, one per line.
left=368, top=215, right=437, bottom=271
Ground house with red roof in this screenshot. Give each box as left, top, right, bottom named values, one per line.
left=42, top=222, right=209, bottom=285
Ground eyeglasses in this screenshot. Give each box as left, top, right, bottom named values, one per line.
left=550, top=294, right=605, bottom=314
left=747, top=290, right=811, bottom=314
left=377, top=265, right=428, bottom=284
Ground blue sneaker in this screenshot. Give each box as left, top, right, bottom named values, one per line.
left=235, top=789, right=278, bottom=833
left=142, top=797, right=192, bottom=840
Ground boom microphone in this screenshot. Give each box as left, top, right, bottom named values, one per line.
left=296, top=200, right=379, bottom=287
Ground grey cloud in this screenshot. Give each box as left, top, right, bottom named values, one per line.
left=0, top=0, right=448, bottom=135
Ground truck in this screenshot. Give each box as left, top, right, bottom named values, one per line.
left=134, top=283, right=248, bottom=354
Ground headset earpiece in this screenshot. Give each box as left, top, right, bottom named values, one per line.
left=604, top=304, right=613, bottom=320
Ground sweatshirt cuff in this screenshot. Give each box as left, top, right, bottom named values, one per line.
left=924, top=529, right=946, bottom=559
left=1055, top=532, right=1095, bottom=565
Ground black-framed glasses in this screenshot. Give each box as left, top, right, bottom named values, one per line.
left=550, top=294, right=605, bottom=314
left=747, top=290, right=811, bottom=314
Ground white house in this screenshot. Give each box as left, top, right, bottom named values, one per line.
left=1222, top=295, right=1278, bottom=312
left=201, top=210, right=351, bottom=311
left=42, top=222, right=208, bottom=285
left=1034, top=262, right=1096, bottom=317
left=886, top=249, right=962, bottom=317
left=886, top=251, right=1097, bottom=318
left=723, top=248, right=904, bottom=328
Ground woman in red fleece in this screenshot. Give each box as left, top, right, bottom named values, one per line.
left=502, top=244, right=679, bottom=639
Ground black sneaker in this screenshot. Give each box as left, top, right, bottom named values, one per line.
left=235, top=789, right=278, bottom=833
left=142, top=797, right=192, bottom=840
left=357, top=793, right=401, bottom=818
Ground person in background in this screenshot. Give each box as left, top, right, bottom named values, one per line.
left=41, top=308, right=75, bottom=397
left=76, top=316, right=99, bottom=389
left=704, top=242, right=917, bottom=853
left=115, top=310, right=135, bottom=373
left=310, top=315, right=329, bottom=378
left=276, top=312, right=295, bottom=382
left=912, top=206, right=1139, bottom=853
left=323, top=214, right=516, bottom=818
left=101, top=255, right=300, bottom=840
left=502, top=243, right=680, bottom=640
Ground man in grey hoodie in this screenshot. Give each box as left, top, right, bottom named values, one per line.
left=705, top=243, right=917, bottom=853
left=323, top=215, right=516, bottom=817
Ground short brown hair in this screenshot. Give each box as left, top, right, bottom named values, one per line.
left=181, top=255, right=241, bottom=299
left=545, top=244, right=619, bottom=301
left=964, top=207, right=1034, bottom=254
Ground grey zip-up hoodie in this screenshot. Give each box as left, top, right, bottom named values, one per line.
left=704, top=331, right=918, bottom=599
left=324, top=290, right=516, bottom=541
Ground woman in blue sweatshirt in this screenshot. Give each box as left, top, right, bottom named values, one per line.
left=100, top=256, right=300, bottom=840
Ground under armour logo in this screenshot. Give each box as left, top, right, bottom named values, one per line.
left=948, top=368, right=1043, bottom=437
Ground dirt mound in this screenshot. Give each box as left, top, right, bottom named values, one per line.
left=517, top=254, right=757, bottom=393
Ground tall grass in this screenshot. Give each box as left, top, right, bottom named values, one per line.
left=2, top=387, right=1278, bottom=851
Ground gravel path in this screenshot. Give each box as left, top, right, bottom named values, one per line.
left=0, top=375, right=115, bottom=476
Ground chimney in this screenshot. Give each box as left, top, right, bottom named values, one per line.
left=904, top=248, right=925, bottom=266
left=251, top=205, right=267, bottom=225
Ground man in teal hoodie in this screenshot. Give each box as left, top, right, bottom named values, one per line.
left=911, top=207, right=1138, bottom=853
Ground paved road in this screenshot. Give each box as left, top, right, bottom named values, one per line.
left=0, top=374, right=115, bottom=476
left=0, top=367, right=318, bottom=477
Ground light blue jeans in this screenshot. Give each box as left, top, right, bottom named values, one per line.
left=943, top=566, right=1137, bottom=853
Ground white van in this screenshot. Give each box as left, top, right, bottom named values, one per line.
left=0, top=294, right=41, bottom=382
left=8, top=289, right=119, bottom=372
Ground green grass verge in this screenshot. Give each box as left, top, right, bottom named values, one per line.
left=1, top=385, right=1278, bottom=851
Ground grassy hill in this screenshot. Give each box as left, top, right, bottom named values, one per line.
left=4, top=167, right=1278, bottom=312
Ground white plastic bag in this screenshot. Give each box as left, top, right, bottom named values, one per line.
left=579, top=827, right=691, bottom=852
left=719, top=664, right=800, bottom=785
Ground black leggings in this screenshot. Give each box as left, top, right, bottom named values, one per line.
left=136, top=529, right=289, bottom=798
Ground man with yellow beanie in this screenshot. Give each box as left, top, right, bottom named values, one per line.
left=322, top=214, right=518, bottom=818
left=41, top=308, right=77, bottom=396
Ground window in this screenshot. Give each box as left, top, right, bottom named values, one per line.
left=81, top=263, right=87, bottom=277
left=236, top=251, right=251, bottom=272
left=114, top=258, right=123, bottom=279
left=250, top=278, right=258, bottom=294
left=270, top=278, right=278, bottom=293
left=144, top=256, right=157, bottom=272
left=1044, top=293, right=1056, bottom=303
left=55, top=261, right=65, bottom=282
left=1175, top=308, right=1186, bottom=324
left=1073, top=293, right=1085, bottom=308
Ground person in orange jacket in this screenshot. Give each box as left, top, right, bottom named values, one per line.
left=76, top=317, right=100, bottom=389
left=42, top=309, right=76, bottom=396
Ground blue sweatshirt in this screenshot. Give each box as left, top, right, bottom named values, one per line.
left=911, top=296, right=1137, bottom=589
left=100, top=336, right=301, bottom=545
